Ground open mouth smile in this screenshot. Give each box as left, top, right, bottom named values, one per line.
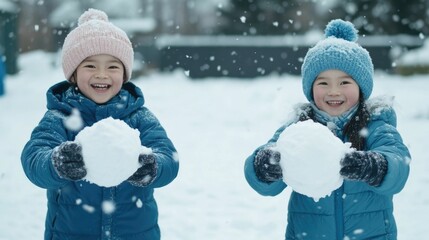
left=326, top=100, right=344, bottom=106
left=91, top=83, right=111, bottom=90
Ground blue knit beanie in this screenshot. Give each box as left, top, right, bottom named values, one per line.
left=301, top=19, right=374, bottom=101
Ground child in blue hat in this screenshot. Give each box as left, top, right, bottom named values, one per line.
left=244, top=19, right=410, bottom=239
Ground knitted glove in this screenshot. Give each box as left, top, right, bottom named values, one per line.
left=340, top=151, right=388, bottom=187
left=254, top=148, right=283, bottom=183
left=52, top=141, right=87, bottom=181
left=128, top=153, right=158, bottom=187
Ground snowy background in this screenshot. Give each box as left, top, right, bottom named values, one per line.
left=0, top=51, right=428, bottom=239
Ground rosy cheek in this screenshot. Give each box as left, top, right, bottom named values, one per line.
left=312, top=89, right=323, bottom=101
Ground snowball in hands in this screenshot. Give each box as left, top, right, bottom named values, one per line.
left=75, top=117, right=146, bottom=187
left=274, top=120, right=352, bottom=201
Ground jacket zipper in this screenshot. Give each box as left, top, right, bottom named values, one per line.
left=335, top=185, right=344, bottom=239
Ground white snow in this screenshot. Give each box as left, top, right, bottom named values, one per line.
left=102, top=200, right=116, bottom=214
left=275, top=120, right=352, bottom=202
left=63, top=108, right=83, bottom=131
left=0, top=0, right=19, bottom=13
left=0, top=50, right=428, bottom=239
left=397, top=39, right=429, bottom=65
left=75, top=117, right=143, bottom=187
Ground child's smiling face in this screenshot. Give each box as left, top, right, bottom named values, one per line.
left=75, top=54, right=125, bottom=104
left=312, top=69, right=360, bottom=116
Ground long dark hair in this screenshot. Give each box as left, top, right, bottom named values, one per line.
left=343, top=96, right=370, bottom=150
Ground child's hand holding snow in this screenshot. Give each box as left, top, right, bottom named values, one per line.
left=127, top=153, right=158, bottom=187
left=52, top=141, right=87, bottom=181
left=340, top=151, right=388, bottom=187
left=254, top=148, right=283, bottom=183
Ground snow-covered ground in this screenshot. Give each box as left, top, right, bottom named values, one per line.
left=0, top=51, right=428, bottom=239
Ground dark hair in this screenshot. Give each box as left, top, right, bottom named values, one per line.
left=343, top=96, right=370, bottom=150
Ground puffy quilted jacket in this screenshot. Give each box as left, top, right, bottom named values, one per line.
left=22, top=81, right=179, bottom=240
left=244, top=99, right=410, bottom=240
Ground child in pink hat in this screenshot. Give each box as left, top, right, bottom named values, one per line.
left=21, top=8, right=179, bottom=240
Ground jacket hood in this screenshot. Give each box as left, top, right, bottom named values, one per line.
left=365, top=95, right=397, bottom=127
left=285, top=102, right=358, bottom=132
left=284, top=95, right=397, bottom=137
left=290, top=95, right=397, bottom=125
left=46, top=81, right=145, bottom=123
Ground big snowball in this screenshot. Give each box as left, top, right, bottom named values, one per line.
left=274, top=120, right=352, bottom=201
left=75, top=117, right=145, bottom=187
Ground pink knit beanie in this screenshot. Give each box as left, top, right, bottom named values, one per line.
left=61, top=8, right=134, bottom=81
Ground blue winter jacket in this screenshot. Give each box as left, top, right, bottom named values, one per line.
left=244, top=99, right=410, bottom=240
left=21, top=81, right=179, bottom=240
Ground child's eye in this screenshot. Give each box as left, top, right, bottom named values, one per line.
left=340, top=80, right=352, bottom=85
left=316, top=81, right=328, bottom=86
left=83, top=64, right=95, bottom=68
left=108, top=65, right=120, bottom=69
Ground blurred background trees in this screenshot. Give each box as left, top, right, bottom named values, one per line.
left=216, top=0, right=316, bottom=35
left=6, top=0, right=428, bottom=52
left=328, top=0, right=429, bottom=35
left=1, top=0, right=428, bottom=76
left=217, top=0, right=429, bottom=36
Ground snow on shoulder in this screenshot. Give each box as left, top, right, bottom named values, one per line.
left=274, top=120, right=352, bottom=202
left=366, top=95, right=395, bottom=116
left=75, top=117, right=149, bottom=187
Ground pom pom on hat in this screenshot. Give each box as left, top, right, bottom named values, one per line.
left=324, top=19, right=358, bottom=42
left=301, top=19, right=374, bottom=101
left=61, top=8, right=134, bottom=82
left=78, top=8, right=108, bottom=25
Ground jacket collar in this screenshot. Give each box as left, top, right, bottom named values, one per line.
left=46, top=81, right=145, bottom=123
